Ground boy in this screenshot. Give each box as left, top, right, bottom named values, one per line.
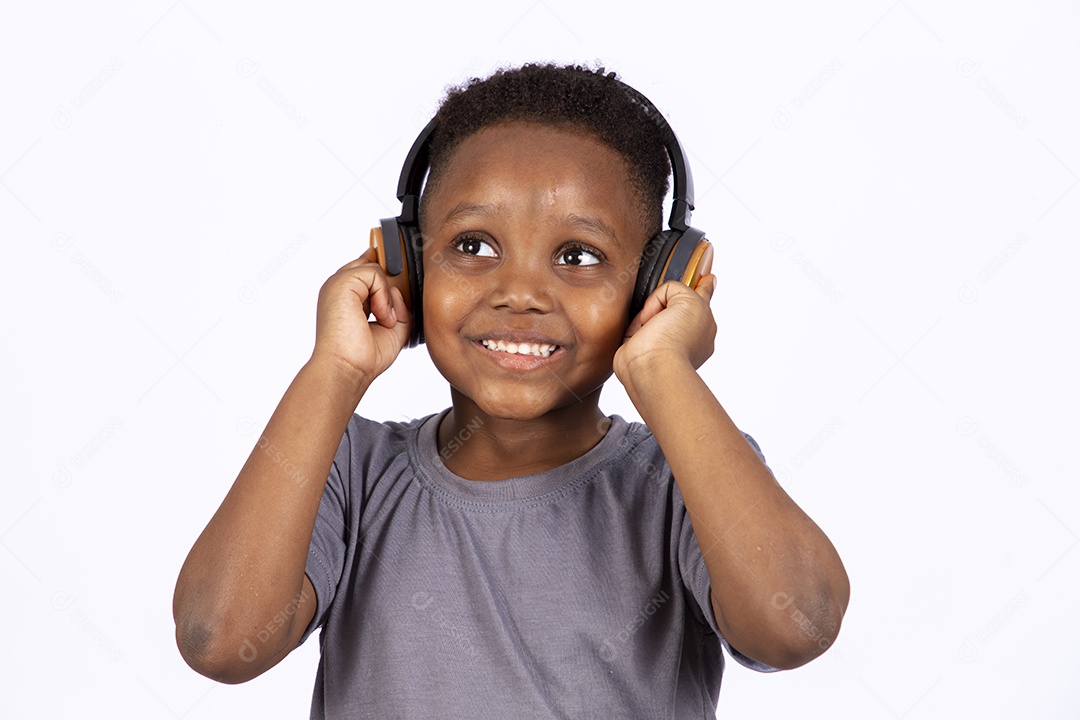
left=173, top=64, right=849, bottom=718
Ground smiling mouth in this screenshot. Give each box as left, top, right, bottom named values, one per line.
left=479, top=339, right=559, bottom=358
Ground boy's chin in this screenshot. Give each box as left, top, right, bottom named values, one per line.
left=452, top=386, right=603, bottom=423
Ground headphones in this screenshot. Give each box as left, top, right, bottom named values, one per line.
left=369, top=80, right=713, bottom=348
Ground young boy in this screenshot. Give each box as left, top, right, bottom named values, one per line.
left=173, top=64, right=849, bottom=718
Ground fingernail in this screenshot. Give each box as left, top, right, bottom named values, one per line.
left=391, top=305, right=398, bottom=322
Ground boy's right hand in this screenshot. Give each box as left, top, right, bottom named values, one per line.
left=311, top=248, right=412, bottom=386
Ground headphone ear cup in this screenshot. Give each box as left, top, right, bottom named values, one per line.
left=658, top=227, right=711, bottom=287
left=399, top=223, right=425, bottom=347
left=631, top=230, right=681, bottom=319
left=371, top=218, right=425, bottom=348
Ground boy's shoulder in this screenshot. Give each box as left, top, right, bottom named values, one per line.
left=337, top=411, right=766, bottom=482
left=339, top=411, right=432, bottom=451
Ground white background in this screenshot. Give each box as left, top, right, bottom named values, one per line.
left=3, top=1, right=1078, bottom=717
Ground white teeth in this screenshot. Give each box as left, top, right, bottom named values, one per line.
left=481, top=339, right=556, bottom=358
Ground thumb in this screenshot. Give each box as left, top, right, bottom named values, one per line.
left=387, top=286, right=413, bottom=347
left=624, top=285, right=670, bottom=338
left=694, top=274, right=717, bottom=302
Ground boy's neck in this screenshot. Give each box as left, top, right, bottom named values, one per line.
left=437, top=390, right=610, bottom=481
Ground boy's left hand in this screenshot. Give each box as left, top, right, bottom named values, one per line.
left=613, top=274, right=717, bottom=383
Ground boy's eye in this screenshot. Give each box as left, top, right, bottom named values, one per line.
left=454, top=236, right=496, bottom=257
left=556, top=246, right=601, bottom=266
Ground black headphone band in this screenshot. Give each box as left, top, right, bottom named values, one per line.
left=394, top=78, right=695, bottom=233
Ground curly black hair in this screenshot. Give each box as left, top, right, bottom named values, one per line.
left=419, top=63, right=673, bottom=240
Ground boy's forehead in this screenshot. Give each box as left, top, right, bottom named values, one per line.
left=425, top=122, right=648, bottom=235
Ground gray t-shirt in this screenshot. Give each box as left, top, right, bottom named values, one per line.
left=300, top=411, right=774, bottom=719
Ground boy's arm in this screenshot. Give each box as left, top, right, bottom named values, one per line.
left=172, top=252, right=410, bottom=683
left=615, top=277, right=849, bottom=671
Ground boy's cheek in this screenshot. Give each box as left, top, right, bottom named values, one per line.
left=424, top=257, right=486, bottom=301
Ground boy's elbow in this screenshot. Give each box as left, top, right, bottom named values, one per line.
left=764, top=621, right=844, bottom=670
left=738, top=617, right=844, bottom=671
left=766, top=587, right=848, bottom=670
left=175, top=616, right=262, bottom=684
left=731, top=578, right=848, bottom=671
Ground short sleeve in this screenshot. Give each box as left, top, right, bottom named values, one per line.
left=674, top=430, right=778, bottom=673
left=297, top=422, right=356, bottom=646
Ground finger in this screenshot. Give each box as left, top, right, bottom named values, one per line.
left=390, top=285, right=411, bottom=323
left=694, top=273, right=716, bottom=302
left=388, top=287, right=413, bottom=347
left=658, top=277, right=710, bottom=306
left=625, top=287, right=669, bottom=337
left=638, top=290, right=667, bottom=325
left=366, top=271, right=399, bottom=328
left=335, top=248, right=381, bottom=274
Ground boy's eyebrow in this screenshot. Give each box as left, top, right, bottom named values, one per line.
left=564, top=213, right=621, bottom=247
left=440, top=202, right=623, bottom=248
left=440, top=201, right=494, bottom=226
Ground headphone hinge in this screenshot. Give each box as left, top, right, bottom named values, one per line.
left=669, top=199, right=693, bottom=232
left=400, top=195, right=420, bottom=225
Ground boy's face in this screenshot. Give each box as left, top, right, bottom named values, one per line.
left=421, top=121, right=648, bottom=421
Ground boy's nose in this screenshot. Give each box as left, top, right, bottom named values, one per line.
left=486, top=251, right=555, bottom=314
